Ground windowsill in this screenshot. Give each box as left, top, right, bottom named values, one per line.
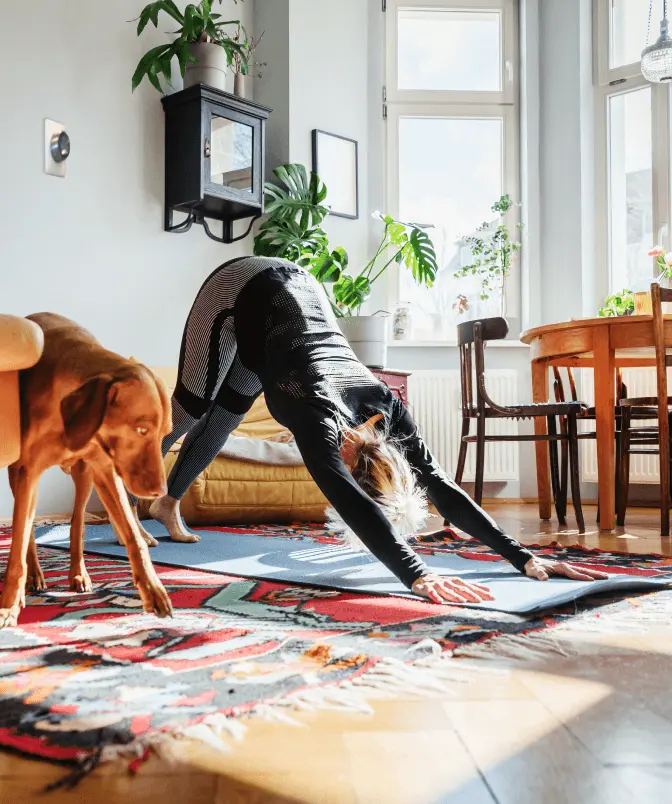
left=389, top=339, right=530, bottom=348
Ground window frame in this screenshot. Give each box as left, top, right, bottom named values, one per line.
left=594, top=0, right=671, bottom=301
left=384, top=0, right=521, bottom=341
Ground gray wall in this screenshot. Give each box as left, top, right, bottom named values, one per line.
left=0, top=0, right=254, bottom=517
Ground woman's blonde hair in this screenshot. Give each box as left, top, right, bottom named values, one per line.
left=327, top=416, right=428, bottom=551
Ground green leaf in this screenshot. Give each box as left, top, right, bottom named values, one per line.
left=159, top=0, right=184, bottom=24
left=264, top=164, right=329, bottom=227
left=132, top=43, right=172, bottom=91
left=333, top=275, right=372, bottom=312
left=405, top=228, right=438, bottom=287
left=137, top=5, right=153, bottom=36
left=183, top=5, right=198, bottom=40
left=147, top=61, right=164, bottom=92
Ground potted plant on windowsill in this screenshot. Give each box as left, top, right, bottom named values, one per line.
left=598, top=289, right=635, bottom=317
left=453, top=194, right=522, bottom=318
left=131, top=0, right=247, bottom=94
left=253, top=164, right=438, bottom=368
left=632, top=246, right=672, bottom=314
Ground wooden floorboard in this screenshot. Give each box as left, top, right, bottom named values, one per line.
left=2, top=504, right=672, bottom=803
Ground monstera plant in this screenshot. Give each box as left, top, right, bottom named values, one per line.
left=254, top=164, right=437, bottom=317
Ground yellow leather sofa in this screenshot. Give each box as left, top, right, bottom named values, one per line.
left=0, top=315, right=44, bottom=469
left=140, top=368, right=327, bottom=526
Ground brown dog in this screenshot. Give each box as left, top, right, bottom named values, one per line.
left=1, top=313, right=174, bottom=628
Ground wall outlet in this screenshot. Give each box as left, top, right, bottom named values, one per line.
left=44, top=119, right=68, bottom=178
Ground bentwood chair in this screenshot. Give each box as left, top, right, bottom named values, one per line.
left=455, top=317, right=587, bottom=532
left=552, top=366, right=629, bottom=524
left=616, top=283, right=672, bottom=535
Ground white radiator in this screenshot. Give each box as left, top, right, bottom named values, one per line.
left=579, top=367, right=669, bottom=483
left=407, top=370, right=519, bottom=481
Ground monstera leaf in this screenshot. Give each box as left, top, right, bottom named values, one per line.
left=263, top=165, right=329, bottom=230
left=332, top=275, right=372, bottom=313
left=254, top=218, right=328, bottom=262
left=308, top=246, right=348, bottom=284
left=405, top=228, right=438, bottom=287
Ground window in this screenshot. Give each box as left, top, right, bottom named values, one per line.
left=595, top=0, right=670, bottom=297
left=385, top=0, right=519, bottom=342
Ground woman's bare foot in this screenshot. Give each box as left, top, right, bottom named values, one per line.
left=149, top=496, right=200, bottom=543
left=113, top=507, right=158, bottom=548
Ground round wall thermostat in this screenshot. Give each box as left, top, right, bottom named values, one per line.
left=50, top=131, right=71, bottom=163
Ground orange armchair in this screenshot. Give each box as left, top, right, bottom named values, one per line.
left=0, top=315, right=44, bottom=469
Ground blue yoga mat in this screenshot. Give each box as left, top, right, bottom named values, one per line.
left=35, top=521, right=671, bottom=615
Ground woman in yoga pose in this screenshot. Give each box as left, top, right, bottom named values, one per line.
left=131, top=256, right=607, bottom=604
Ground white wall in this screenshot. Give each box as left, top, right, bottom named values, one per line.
left=0, top=0, right=255, bottom=517
left=254, top=0, right=371, bottom=271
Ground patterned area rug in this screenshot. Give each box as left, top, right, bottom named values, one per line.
left=1, top=524, right=672, bottom=784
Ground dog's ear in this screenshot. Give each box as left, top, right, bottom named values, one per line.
left=153, top=374, right=173, bottom=436
left=61, top=375, right=116, bottom=451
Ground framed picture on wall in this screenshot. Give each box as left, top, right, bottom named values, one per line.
left=311, top=129, right=359, bottom=219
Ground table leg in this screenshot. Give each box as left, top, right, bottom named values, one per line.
left=593, top=328, right=616, bottom=531
left=531, top=359, right=552, bottom=520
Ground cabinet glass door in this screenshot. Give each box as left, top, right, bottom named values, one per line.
left=209, top=115, right=254, bottom=192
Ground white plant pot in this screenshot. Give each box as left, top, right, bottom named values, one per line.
left=338, top=315, right=388, bottom=369
left=184, top=43, right=230, bottom=92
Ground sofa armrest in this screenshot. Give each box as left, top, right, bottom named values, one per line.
left=0, top=315, right=44, bottom=372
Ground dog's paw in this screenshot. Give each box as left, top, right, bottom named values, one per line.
left=0, top=607, right=20, bottom=629
left=136, top=576, right=173, bottom=618
left=69, top=570, right=93, bottom=593
left=26, top=568, right=47, bottom=594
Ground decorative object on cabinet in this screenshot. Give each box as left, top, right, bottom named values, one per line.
left=311, top=130, right=359, bottom=219
left=161, top=84, right=271, bottom=244
left=230, top=24, right=266, bottom=99
left=131, top=0, right=248, bottom=94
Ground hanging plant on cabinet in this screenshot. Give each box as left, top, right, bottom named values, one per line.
left=453, top=194, right=523, bottom=317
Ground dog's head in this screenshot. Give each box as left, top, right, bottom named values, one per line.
left=60, top=365, right=173, bottom=498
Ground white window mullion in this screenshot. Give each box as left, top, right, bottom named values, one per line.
left=652, top=83, right=671, bottom=251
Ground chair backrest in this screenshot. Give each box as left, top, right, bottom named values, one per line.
left=651, top=282, right=672, bottom=403
left=651, top=283, right=672, bottom=493
left=457, top=317, right=509, bottom=413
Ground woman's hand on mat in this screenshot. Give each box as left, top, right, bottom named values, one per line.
left=411, top=574, right=494, bottom=605
left=524, top=558, right=609, bottom=582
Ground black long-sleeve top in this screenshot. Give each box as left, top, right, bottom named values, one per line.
left=235, top=263, right=534, bottom=588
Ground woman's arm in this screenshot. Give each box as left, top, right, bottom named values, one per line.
left=390, top=401, right=535, bottom=573
left=291, top=418, right=430, bottom=589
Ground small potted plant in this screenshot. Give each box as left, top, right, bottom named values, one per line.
left=453, top=194, right=522, bottom=317
left=254, top=165, right=438, bottom=367
left=230, top=24, right=266, bottom=98
left=597, top=289, right=635, bottom=317
left=131, top=0, right=247, bottom=94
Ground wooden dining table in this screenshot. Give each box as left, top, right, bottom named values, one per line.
left=520, top=315, right=672, bottom=531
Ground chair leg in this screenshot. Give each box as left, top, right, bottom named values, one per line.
left=455, top=418, right=470, bottom=487
left=616, top=408, right=631, bottom=527
left=567, top=414, right=585, bottom=534
left=474, top=413, right=486, bottom=506
left=445, top=418, right=471, bottom=527
left=547, top=416, right=566, bottom=526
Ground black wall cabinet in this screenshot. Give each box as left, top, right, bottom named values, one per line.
left=161, top=84, right=272, bottom=244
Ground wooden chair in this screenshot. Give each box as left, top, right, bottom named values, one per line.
left=616, top=283, right=672, bottom=535
left=455, top=317, right=587, bottom=532
left=552, top=366, right=629, bottom=524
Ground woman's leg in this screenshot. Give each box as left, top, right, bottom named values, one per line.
left=391, top=402, right=534, bottom=573
left=151, top=354, right=262, bottom=541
